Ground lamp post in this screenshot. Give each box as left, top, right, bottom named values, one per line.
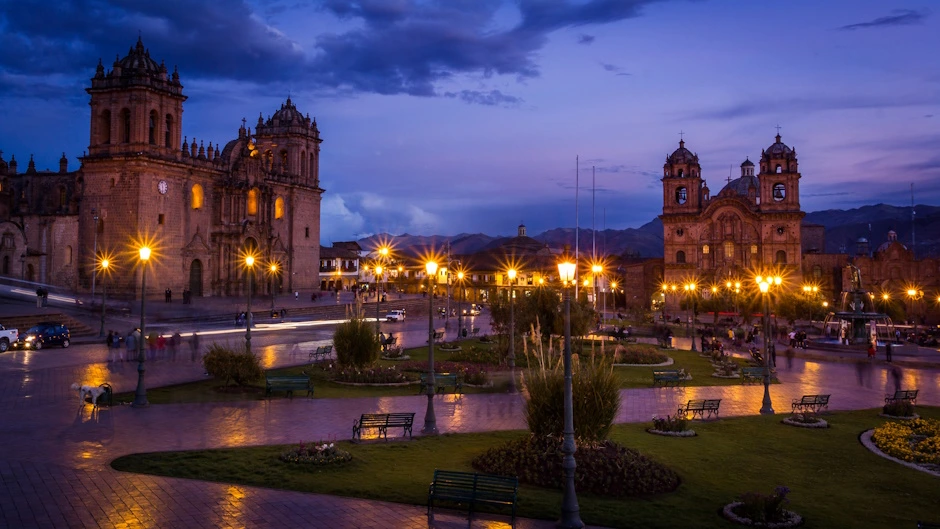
left=557, top=258, right=583, bottom=528
left=423, top=260, right=439, bottom=435
left=456, top=270, right=465, bottom=338
left=507, top=268, right=518, bottom=394
left=269, top=262, right=278, bottom=311
left=591, top=263, right=603, bottom=314
left=684, top=282, right=697, bottom=352
left=397, top=264, right=404, bottom=297
left=245, top=255, right=255, bottom=353
left=906, top=288, right=923, bottom=330
left=132, top=246, right=151, bottom=408
left=91, top=209, right=99, bottom=301
left=98, top=258, right=109, bottom=337
left=756, top=274, right=782, bottom=415
left=374, top=264, right=384, bottom=338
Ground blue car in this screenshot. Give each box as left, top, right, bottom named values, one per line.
left=14, top=323, right=71, bottom=350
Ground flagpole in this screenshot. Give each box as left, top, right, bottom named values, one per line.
left=575, top=156, right=579, bottom=299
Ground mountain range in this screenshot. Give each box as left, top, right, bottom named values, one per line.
left=357, top=204, right=940, bottom=260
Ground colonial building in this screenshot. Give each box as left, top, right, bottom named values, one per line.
left=0, top=38, right=324, bottom=298
left=659, top=133, right=805, bottom=308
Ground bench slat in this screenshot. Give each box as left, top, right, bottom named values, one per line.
left=428, top=470, right=518, bottom=522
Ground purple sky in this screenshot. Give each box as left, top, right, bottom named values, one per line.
left=1, top=1, right=937, bottom=244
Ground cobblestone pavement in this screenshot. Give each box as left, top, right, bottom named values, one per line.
left=1, top=328, right=939, bottom=528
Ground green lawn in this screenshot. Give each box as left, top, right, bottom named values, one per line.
left=111, top=407, right=940, bottom=528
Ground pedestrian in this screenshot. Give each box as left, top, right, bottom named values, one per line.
left=125, top=330, right=137, bottom=361
left=106, top=331, right=114, bottom=362
left=890, top=365, right=903, bottom=392
left=867, top=341, right=876, bottom=362
left=885, top=340, right=893, bottom=362
left=170, top=331, right=181, bottom=361
left=295, top=291, right=299, bottom=301
left=895, top=329, right=902, bottom=344
left=165, top=288, right=172, bottom=303
left=770, top=343, right=777, bottom=367
left=36, top=287, right=43, bottom=308
left=147, top=332, right=157, bottom=360
left=112, top=331, right=123, bottom=361
left=189, top=332, right=200, bottom=362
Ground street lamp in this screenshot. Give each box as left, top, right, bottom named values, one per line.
left=132, top=245, right=151, bottom=408
left=456, top=270, right=465, bottom=338
left=507, top=268, right=518, bottom=394
left=423, top=260, right=439, bottom=435
left=374, top=264, right=384, bottom=338
left=91, top=209, right=99, bottom=301
left=755, top=274, right=782, bottom=415
left=906, top=288, right=923, bottom=330
left=683, top=282, right=697, bottom=352
left=556, top=258, right=583, bottom=529
left=245, top=255, right=255, bottom=353
left=591, top=263, right=603, bottom=313
left=98, top=258, right=110, bottom=337
left=269, top=262, right=279, bottom=311
left=397, top=264, right=404, bottom=297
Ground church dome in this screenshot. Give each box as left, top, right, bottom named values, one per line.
left=719, top=175, right=760, bottom=197
left=740, top=157, right=754, bottom=167
left=666, top=139, right=698, bottom=165
left=764, top=134, right=792, bottom=157
left=270, top=97, right=305, bottom=126
left=115, top=37, right=161, bottom=74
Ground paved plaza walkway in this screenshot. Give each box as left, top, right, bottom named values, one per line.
left=1, top=295, right=939, bottom=528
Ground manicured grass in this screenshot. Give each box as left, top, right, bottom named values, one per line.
left=112, top=407, right=940, bottom=528
left=613, top=346, right=752, bottom=388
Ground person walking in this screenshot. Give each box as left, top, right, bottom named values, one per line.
left=885, top=340, right=893, bottom=362
left=112, top=331, right=123, bottom=362
left=867, top=341, right=876, bottom=362
left=106, top=331, right=114, bottom=362
left=165, top=288, right=172, bottom=303
left=190, top=332, right=200, bottom=362
left=125, top=330, right=137, bottom=362
left=170, top=331, right=181, bottom=361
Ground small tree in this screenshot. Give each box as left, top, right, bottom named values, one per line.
left=203, top=343, right=263, bottom=386
left=333, top=317, right=380, bottom=368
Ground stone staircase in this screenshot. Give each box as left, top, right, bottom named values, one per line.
left=0, top=313, right=97, bottom=338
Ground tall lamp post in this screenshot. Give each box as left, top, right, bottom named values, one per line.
left=397, top=264, right=404, bottom=297
left=507, top=268, right=518, bottom=393
left=756, top=274, right=782, bottom=415
left=98, top=258, right=110, bottom=337
left=423, top=260, right=439, bottom=435
left=245, top=255, right=255, bottom=353
left=91, top=209, right=99, bottom=301
left=557, top=258, right=583, bottom=528
left=374, top=264, right=384, bottom=338
left=906, top=288, right=923, bottom=330
left=132, top=246, right=151, bottom=408
left=269, top=262, right=279, bottom=311
left=456, top=270, right=465, bottom=338
left=684, top=282, right=697, bottom=352
left=591, top=263, right=603, bottom=314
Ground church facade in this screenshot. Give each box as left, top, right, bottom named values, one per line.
left=659, top=133, right=805, bottom=308
left=0, top=39, right=324, bottom=298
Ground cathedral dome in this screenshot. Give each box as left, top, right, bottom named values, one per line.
left=740, top=157, right=754, bottom=167
left=719, top=175, right=760, bottom=197
left=764, top=134, right=792, bottom=156
left=666, top=139, right=699, bottom=165
left=270, top=97, right=306, bottom=126
left=115, top=37, right=161, bottom=74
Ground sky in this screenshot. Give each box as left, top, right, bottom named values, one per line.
left=1, top=0, right=938, bottom=244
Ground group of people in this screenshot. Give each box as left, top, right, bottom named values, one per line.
left=34, top=287, right=49, bottom=307
left=163, top=288, right=195, bottom=304
left=787, top=329, right=809, bottom=349
left=106, top=328, right=202, bottom=363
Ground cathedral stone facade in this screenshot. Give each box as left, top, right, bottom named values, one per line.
left=0, top=38, right=323, bottom=298
left=660, top=134, right=804, bottom=308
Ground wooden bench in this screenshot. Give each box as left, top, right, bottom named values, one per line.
left=678, top=399, right=721, bottom=420
left=265, top=375, right=313, bottom=398
left=419, top=373, right=463, bottom=394
left=427, top=470, right=518, bottom=523
left=885, top=389, right=918, bottom=405
left=791, top=394, right=830, bottom=413
left=352, top=412, right=415, bottom=441
left=652, top=369, right=682, bottom=387
left=309, top=344, right=333, bottom=362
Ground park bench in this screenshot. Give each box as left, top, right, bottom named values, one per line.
left=741, top=366, right=766, bottom=384
left=419, top=373, right=463, bottom=395
left=471, top=327, right=480, bottom=336
left=265, top=374, right=313, bottom=398
left=352, top=412, right=415, bottom=441
left=652, top=369, right=682, bottom=387
left=678, top=398, right=721, bottom=420
left=433, top=331, right=445, bottom=343
left=381, top=335, right=398, bottom=351
left=309, top=344, right=333, bottom=362
left=885, top=389, right=918, bottom=405
left=427, top=469, right=518, bottom=524
left=791, top=394, right=831, bottom=414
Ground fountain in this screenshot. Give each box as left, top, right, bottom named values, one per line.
left=820, top=265, right=894, bottom=347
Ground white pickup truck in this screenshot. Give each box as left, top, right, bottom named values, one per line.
left=0, top=323, right=18, bottom=352
left=385, top=309, right=406, bottom=322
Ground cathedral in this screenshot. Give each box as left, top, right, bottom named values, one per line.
left=660, top=133, right=805, bottom=305
left=0, top=38, right=324, bottom=298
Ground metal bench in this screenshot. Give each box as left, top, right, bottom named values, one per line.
left=885, top=389, right=918, bottom=405
left=432, top=331, right=445, bottom=344
left=741, top=366, right=774, bottom=384
left=471, top=327, right=480, bottom=336
left=352, top=412, right=415, bottom=441
left=265, top=375, right=313, bottom=398
left=427, top=470, right=518, bottom=523
left=678, top=398, right=721, bottom=420
left=309, top=344, right=333, bottom=362
left=418, top=373, right=462, bottom=394
left=652, top=369, right=682, bottom=387
left=381, top=336, right=398, bottom=351
left=791, top=394, right=830, bottom=413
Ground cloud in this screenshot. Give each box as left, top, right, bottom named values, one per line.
left=600, top=62, right=630, bottom=76
left=443, top=89, right=522, bottom=106
left=578, top=34, right=595, bottom=44
left=685, top=93, right=940, bottom=121
left=321, top=194, right=366, bottom=242
left=839, top=9, right=928, bottom=31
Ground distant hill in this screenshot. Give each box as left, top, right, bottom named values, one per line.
left=358, top=204, right=940, bottom=259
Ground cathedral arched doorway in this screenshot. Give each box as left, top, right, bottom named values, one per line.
left=26, top=264, right=35, bottom=282
left=189, top=260, right=203, bottom=297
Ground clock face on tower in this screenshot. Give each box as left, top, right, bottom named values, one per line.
left=158, top=180, right=168, bottom=195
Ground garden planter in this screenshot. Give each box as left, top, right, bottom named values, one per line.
left=721, top=502, right=803, bottom=528
left=646, top=428, right=696, bottom=437
left=781, top=417, right=828, bottom=428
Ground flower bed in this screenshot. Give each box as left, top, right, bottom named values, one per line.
left=722, top=486, right=802, bottom=528
left=279, top=440, right=352, bottom=466
left=396, top=360, right=489, bottom=386
left=647, top=414, right=696, bottom=436
left=722, top=502, right=803, bottom=528
left=328, top=365, right=414, bottom=384
left=782, top=413, right=828, bottom=429
left=870, top=418, right=940, bottom=467
left=613, top=346, right=669, bottom=365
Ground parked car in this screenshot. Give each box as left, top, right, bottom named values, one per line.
left=385, top=309, right=406, bottom=322
left=0, top=324, right=18, bottom=352
left=13, top=323, right=70, bottom=350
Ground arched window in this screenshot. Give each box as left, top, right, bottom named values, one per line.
left=191, top=184, right=204, bottom=210
left=677, top=169, right=684, bottom=178
left=775, top=164, right=782, bottom=173
left=58, top=186, right=67, bottom=209
left=702, top=244, right=709, bottom=254
left=149, top=110, right=157, bottom=144
left=2, top=255, right=8, bottom=275
left=165, top=114, right=173, bottom=148
left=279, top=150, right=288, bottom=172
left=300, top=150, right=306, bottom=177
left=775, top=250, right=787, bottom=264
left=724, top=241, right=734, bottom=259
left=812, top=265, right=822, bottom=279
left=100, top=110, right=111, bottom=144
left=675, top=187, right=687, bottom=205
left=121, top=108, right=131, bottom=143
left=263, top=150, right=273, bottom=171
left=773, top=183, right=786, bottom=201
left=309, top=152, right=315, bottom=179
left=676, top=251, right=686, bottom=264
left=247, top=188, right=259, bottom=216
left=65, top=245, right=72, bottom=265
left=751, top=244, right=758, bottom=254
left=274, top=196, right=285, bottom=219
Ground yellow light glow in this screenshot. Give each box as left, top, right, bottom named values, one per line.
left=139, top=246, right=151, bottom=261
left=380, top=246, right=389, bottom=257
left=758, top=281, right=769, bottom=293
left=774, top=276, right=782, bottom=286
left=711, top=286, right=718, bottom=293
left=508, top=268, right=517, bottom=281
left=734, top=282, right=741, bottom=289
left=726, top=281, right=732, bottom=288
left=557, top=261, right=576, bottom=283
left=882, top=293, right=889, bottom=300
left=823, top=301, right=829, bottom=307
left=270, top=263, right=278, bottom=273
left=245, top=255, right=255, bottom=267
left=755, top=275, right=763, bottom=284
left=398, top=265, right=403, bottom=272
left=100, top=258, right=110, bottom=270
left=583, top=278, right=590, bottom=286
left=611, top=281, right=617, bottom=289
left=591, top=264, right=602, bottom=274
left=375, top=265, right=383, bottom=275
left=457, top=271, right=464, bottom=280
left=907, top=289, right=917, bottom=297
left=426, top=261, right=438, bottom=275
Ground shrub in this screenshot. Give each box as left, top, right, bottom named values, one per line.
left=280, top=440, right=352, bottom=466
left=883, top=400, right=915, bottom=417
left=716, top=361, right=739, bottom=376
left=448, top=345, right=500, bottom=365
left=472, top=435, right=680, bottom=497
left=522, top=325, right=620, bottom=442
left=613, top=346, right=668, bottom=364
left=652, top=414, right=688, bottom=432
left=327, top=365, right=413, bottom=384
left=333, top=317, right=380, bottom=368
left=202, top=343, right=263, bottom=386
left=788, top=411, right=820, bottom=424
left=735, top=486, right=791, bottom=524
left=394, top=361, right=489, bottom=386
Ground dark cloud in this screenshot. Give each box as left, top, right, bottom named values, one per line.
left=578, top=34, right=596, bottom=44
left=686, top=93, right=940, bottom=121
left=601, top=62, right=631, bottom=76
left=443, top=89, right=522, bottom=106
left=839, top=9, right=927, bottom=31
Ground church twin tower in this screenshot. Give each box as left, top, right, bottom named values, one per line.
left=659, top=133, right=804, bottom=292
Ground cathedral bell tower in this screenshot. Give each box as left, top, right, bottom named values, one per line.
left=758, top=133, right=800, bottom=212
left=662, top=139, right=704, bottom=215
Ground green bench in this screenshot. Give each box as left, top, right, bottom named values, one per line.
left=427, top=330, right=445, bottom=344
left=678, top=398, right=721, bottom=420
left=418, top=373, right=462, bottom=394
left=792, top=394, right=830, bottom=414
left=652, top=369, right=682, bottom=387
left=427, top=470, right=518, bottom=524
left=885, top=389, right=918, bottom=405
left=265, top=375, right=313, bottom=398
left=352, top=412, right=415, bottom=441
left=741, top=366, right=772, bottom=384
left=309, top=344, right=333, bottom=362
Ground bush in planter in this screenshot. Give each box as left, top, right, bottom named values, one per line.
left=332, top=317, right=380, bottom=368
left=735, top=486, right=792, bottom=524
left=613, top=345, right=668, bottom=365
left=652, top=414, right=688, bottom=432
left=449, top=345, right=500, bottom=365
left=883, top=400, right=915, bottom=417
left=202, top=344, right=263, bottom=386
left=788, top=411, right=821, bottom=424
